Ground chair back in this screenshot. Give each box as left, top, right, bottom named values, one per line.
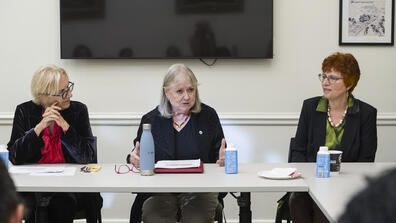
left=74, top=136, right=102, bottom=222
left=288, top=137, right=295, bottom=163
left=91, top=136, right=98, bottom=163
left=275, top=137, right=294, bottom=223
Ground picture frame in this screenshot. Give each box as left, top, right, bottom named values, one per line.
left=339, top=0, right=395, bottom=45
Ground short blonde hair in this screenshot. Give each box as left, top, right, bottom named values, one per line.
left=31, top=65, right=69, bottom=104
left=158, top=64, right=201, bottom=118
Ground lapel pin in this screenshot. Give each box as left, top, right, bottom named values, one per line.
left=199, top=130, right=203, bottom=135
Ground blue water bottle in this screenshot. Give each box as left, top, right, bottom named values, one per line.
left=316, top=146, right=330, bottom=178
left=140, top=123, right=155, bottom=176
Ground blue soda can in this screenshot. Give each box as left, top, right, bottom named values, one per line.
left=225, top=146, right=238, bottom=174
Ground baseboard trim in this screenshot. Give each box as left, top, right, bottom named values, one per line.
left=1, top=112, right=395, bottom=126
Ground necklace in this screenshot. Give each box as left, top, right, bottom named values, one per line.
left=327, top=105, right=347, bottom=128
left=173, top=115, right=190, bottom=129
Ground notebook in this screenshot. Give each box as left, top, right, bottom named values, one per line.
left=154, top=160, right=204, bottom=173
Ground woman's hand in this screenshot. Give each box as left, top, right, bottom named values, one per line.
left=34, top=102, right=70, bottom=136
left=216, top=138, right=226, bottom=167
left=51, top=107, right=70, bottom=132
left=129, top=141, right=140, bottom=168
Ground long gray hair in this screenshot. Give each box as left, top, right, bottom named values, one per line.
left=158, top=64, right=201, bottom=118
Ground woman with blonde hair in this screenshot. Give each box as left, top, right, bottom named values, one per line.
left=7, top=65, right=102, bottom=223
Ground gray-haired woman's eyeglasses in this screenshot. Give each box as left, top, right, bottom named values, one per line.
left=51, top=82, right=74, bottom=99
left=318, top=74, right=343, bottom=85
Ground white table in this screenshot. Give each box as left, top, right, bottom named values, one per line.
left=12, top=162, right=393, bottom=222
left=290, top=162, right=396, bottom=223
left=11, top=163, right=308, bottom=193
left=11, top=163, right=308, bottom=223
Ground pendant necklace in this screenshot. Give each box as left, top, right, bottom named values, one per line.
left=173, top=115, right=190, bottom=129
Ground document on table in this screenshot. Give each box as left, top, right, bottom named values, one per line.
left=155, top=159, right=201, bottom=169
left=9, top=166, right=76, bottom=176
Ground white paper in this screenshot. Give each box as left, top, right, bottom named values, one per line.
left=30, top=167, right=76, bottom=176
left=155, top=159, right=201, bottom=169
left=9, top=166, right=65, bottom=174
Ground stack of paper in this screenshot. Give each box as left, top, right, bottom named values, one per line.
left=9, top=166, right=76, bottom=176
left=155, top=159, right=201, bottom=169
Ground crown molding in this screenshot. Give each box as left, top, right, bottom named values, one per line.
left=1, top=112, right=396, bottom=126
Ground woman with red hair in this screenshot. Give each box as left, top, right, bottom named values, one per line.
left=289, top=52, right=377, bottom=223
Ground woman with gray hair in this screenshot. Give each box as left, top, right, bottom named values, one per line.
left=7, top=65, right=102, bottom=223
left=127, top=64, right=226, bottom=223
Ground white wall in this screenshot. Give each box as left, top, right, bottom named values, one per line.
left=1, top=0, right=395, bottom=222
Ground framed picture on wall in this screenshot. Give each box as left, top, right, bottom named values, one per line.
left=339, top=0, right=395, bottom=45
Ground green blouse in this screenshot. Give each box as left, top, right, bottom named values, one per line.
left=316, top=96, right=354, bottom=150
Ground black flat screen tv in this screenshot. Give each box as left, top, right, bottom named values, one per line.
left=60, top=0, right=273, bottom=59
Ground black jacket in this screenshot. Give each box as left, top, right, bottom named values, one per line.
left=127, top=103, right=225, bottom=223
left=127, top=103, right=224, bottom=163
left=7, top=100, right=95, bottom=164
left=7, top=100, right=102, bottom=223
left=292, top=96, right=377, bottom=162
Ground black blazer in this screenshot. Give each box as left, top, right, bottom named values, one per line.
left=127, top=103, right=224, bottom=163
left=7, top=100, right=102, bottom=222
left=7, top=100, right=95, bottom=164
left=292, top=96, right=377, bottom=162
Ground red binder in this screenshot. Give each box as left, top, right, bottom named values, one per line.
left=154, top=160, right=204, bottom=173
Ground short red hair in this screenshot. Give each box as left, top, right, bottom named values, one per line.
left=322, top=52, right=360, bottom=94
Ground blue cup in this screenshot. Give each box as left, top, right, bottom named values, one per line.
left=0, top=145, right=9, bottom=169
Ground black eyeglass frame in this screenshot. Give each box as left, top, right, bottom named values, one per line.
left=51, top=81, right=74, bottom=99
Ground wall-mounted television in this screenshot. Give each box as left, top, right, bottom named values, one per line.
left=60, top=0, right=273, bottom=59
